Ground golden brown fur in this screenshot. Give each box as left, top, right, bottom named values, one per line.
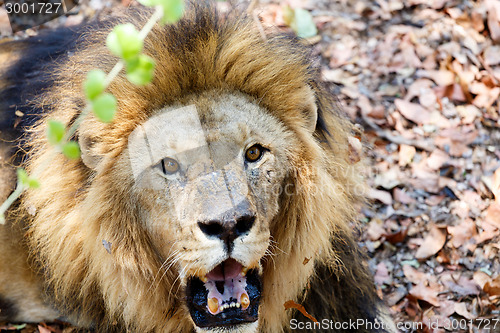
left=0, top=3, right=394, bottom=332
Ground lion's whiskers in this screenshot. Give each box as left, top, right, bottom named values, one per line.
left=148, top=244, right=181, bottom=295
left=169, top=260, right=191, bottom=297
left=269, top=237, right=287, bottom=255
left=261, top=237, right=287, bottom=270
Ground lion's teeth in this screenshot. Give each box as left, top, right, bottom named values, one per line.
left=208, top=297, right=219, bottom=314
left=200, top=276, right=208, bottom=283
left=240, top=293, right=250, bottom=310
left=241, top=267, right=248, bottom=276
left=236, top=302, right=240, bottom=308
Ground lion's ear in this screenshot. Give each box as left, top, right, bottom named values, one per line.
left=79, top=133, right=102, bottom=170
left=303, top=85, right=318, bottom=133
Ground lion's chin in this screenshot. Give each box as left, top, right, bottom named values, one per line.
left=195, top=322, right=259, bottom=333
left=186, top=259, right=262, bottom=329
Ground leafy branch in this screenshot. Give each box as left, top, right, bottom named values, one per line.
left=0, top=0, right=184, bottom=224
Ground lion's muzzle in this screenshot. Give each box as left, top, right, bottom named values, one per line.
left=186, top=259, right=261, bottom=328
left=197, top=202, right=256, bottom=253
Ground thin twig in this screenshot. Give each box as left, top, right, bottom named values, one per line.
left=0, top=183, right=24, bottom=223
left=0, top=5, right=166, bottom=223
left=253, top=11, right=267, bottom=41
left=247, top=0, right=266, bottom=41
left=247, top=0, right=259, bottom=13
left=361, top=113, right=436, bottom=152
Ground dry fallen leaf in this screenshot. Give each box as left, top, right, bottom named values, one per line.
left=471, top=10, right=485, bottom=32
left=386, top=286, right=407, bottom=307
left=485, top=202, right=500, bottom=228
left=484, top=45, right=500, bottom=66
left=385, top=227, right=408, bottom=244
left=492, top=167, right=500, bottom=199
left=38, top=325, right=52, bottom=333
left=403, top=265, right=429, bottom=285
left=366, top=218, right=386, bottom=241
left=415, top=225, right=447, bottom=259
left=454, top=302, right=476, bottom=320
left=475, top=219, right=500, bottom=243
left=399, top=144, right=416, bottom=167
left=484, top=275, right=500, bottom=296
left=395, top=99, right=432, bottom=125
left=0, top=8, right=12, bottom=36
left=348, top=136, right=362, bottom=164
left=374, top=167, right=403, bottom=190
left=410, top=164, right=440, bottom=193
left=393, top=188, right=415, bottom=204
left=434, top=83, right=467, bottom=102
left=417, top=69, right=455, bottom=86
left=409, top=282, right=440, bottom=307
left=284, top=300, right=318, bottom=323
left=473, top=271, right=492, bottom=289
left=441, top=274, right=481, bottom=297
left=447, top=218, right=477, bottom=248
left=426, top=149, right=449, bottom=170
left=367, top=188, right=393, bottom=205
left=374, top=262, right=391, bottom=285
left=486, top=0, right=500, bottom=42
left=435, top=126, right=478, bottom=157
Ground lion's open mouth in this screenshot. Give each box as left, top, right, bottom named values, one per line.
left=186, top=258, right=261, bottom=328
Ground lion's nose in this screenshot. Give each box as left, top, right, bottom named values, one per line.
left=198, top=214, right=255, bottom=248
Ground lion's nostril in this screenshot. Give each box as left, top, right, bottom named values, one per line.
left=198, top=221, right=225, bottom=237
left=235, top=215, right=255, bottom=236
left=198, top=215, right=256, bottom=249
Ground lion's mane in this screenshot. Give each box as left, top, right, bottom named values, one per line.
left=11, top=3, right=381, bottom=332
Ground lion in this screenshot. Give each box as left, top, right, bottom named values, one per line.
left=0, top=2, right=396, bottom=332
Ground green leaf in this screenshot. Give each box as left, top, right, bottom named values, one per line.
left=11, top=324, right=26, bottom=330
left=284, top=7, right=318, bottom=39
left=27, top=178, right=40, bottom=189
left=47, top=120, right=65, bottom=145
left=17, top=168, right=29, bottom=185
left=282, top=5, right=294, bottom=26
left=159, top=0, right=185, bottom=24
left=92, top=93, right=117, bottom=123
left=137, top=0, right=156, bottom=6
left=62, top=141, right=81, bottom=159
left=401, top=260, right=420, bottom=268
left=126, top=55, right=156, bottom=85
left=17, top=168, right=40, bottom=189
left=136, top=0, right=184, bottom=23
left=106, top=24, right=143, bottom=61
left=84, top=69, right=107, bottom=101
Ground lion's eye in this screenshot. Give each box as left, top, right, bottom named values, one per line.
left=245, top=144, right=264, bottom=163
left=161, top=158, right=180, bottom=175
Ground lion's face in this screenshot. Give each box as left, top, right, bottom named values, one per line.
left=126, top=92, right=294, bottom=331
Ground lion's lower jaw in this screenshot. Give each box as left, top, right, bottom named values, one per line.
left=195, top=321, right=258, bottom=333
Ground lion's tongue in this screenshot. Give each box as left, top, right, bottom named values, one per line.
left=204, top=259, right=249, bottom=315
left=206, top=258, right=242, bottom=281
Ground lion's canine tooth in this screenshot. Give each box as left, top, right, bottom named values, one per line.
left=208, top=297, right=219, bottom=314
left=240, top=293, right=250, bottom=309
left=200, top=276, right=208, bottom=283
left=241, top=267, right=248, bottom=276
